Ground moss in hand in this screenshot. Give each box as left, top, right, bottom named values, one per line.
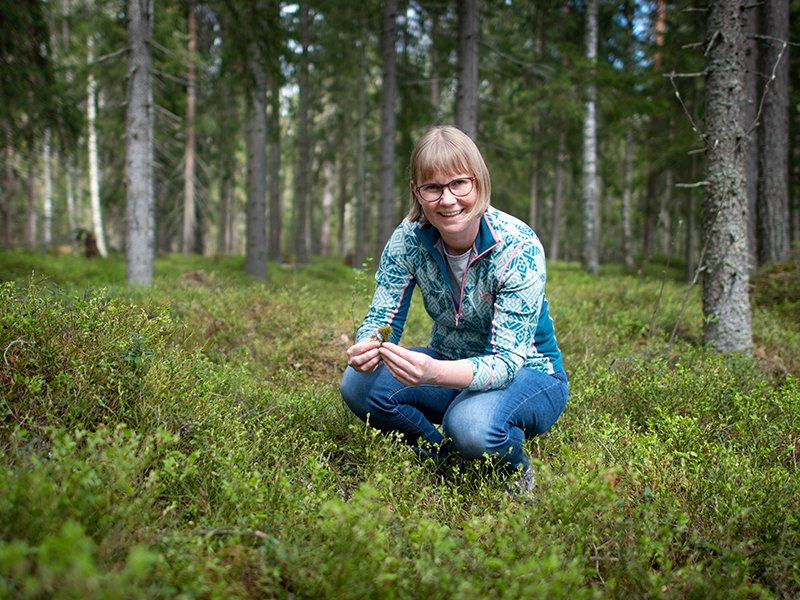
left=371, top=325, right=392, bottom=346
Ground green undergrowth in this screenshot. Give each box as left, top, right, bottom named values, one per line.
left=0, top=250, right=798, bottom=599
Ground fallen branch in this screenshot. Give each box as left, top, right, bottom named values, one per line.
left=4, top=338, right=36, bottom=366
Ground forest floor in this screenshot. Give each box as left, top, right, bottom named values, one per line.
left=0, top=248, right=798, bottom=599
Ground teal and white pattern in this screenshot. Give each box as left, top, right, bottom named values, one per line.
left=357, top=206, right=563, bottom=391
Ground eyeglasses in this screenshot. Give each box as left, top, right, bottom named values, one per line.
left=415, top=177, right=475, bottom=202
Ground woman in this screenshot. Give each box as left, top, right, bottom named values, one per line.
left=340, top=126, right=567, bottom=481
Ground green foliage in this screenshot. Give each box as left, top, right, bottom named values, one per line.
left=0, top=252, right=798, bottom=598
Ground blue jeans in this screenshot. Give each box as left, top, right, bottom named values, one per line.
left=339, top=347, right=568, bottom=472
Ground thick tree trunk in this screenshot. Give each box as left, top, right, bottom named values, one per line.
left=182, top=0, right=197, bottom=254
left=580, top=0, right=599, bottom=276
left=353, top=20, right=368, bottom=269
left=702, top=0, right=752, bottom=353
left=294, top=3, right=310, bottom=266
left=456, top=0, right=478, bottom=140
left=87, top=36, right=108, bottom=258
left=125, top=0, right=155, bottom=285
left=742, top=4, right=758, bottom=265
left=756, top=0, right=791, bottom=264
left=244, top=45, right=268, bottom=279
left=377, top=0, right=398, bottom=257
left=268, top=75, right=281, bottom=262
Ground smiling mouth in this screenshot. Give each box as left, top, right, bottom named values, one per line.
left=440, top=209, right=463, bottom=217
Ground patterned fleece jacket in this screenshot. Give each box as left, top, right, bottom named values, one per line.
left=356, top=206, right=563, bottom=391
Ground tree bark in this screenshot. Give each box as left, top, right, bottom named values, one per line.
left=742, top=3, right=758, bottom=265
left=268, top=75, right=281, bottom=262
left=756, top=0, right=791, bottom=264
left=320, top=160, right=334, bottom=256
left=581, top=0, right=599, bottom=276
left=2, top=124, right=12, bottom=247
left=622, top=119, right=635, bottom=271
left=550, top=130, right=566, bottom=262
left=87, top=36, right=108, bottom=258
left=244, top=44, right=268, bottom=279
left=456, top=0, right=478, bottom=140
left=377, top=0, right=398, bottom=258
left=26, top=140, right=36, bottom=251
left=337, top=111, right=349, bottom=258
left=182, top=0, right=197, bottom=254
left=125, top=0, right=155, bottom=285
left=353, top=20, right=368, bottom=269
left=701, top=0, right=752, bottom=353
left=42, top=128, right=53, bottom=248
left=294, top=3, right=310, bottom=266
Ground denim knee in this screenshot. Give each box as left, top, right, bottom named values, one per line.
left=339, top=367, right=371, bottom=421
left=443, top=405, right=497, bottom=460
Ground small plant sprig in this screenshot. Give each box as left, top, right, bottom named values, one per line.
left=371, top=325, right=392, bottom=346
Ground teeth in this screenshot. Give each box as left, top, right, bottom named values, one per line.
left=441, top=211, right=461, bottom=217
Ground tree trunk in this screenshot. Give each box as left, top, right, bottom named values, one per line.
left=42, top=128, right=53, bottom=248
left=429, top=11, right=441, bottom=123
left=622, top=119, right=635, bottom=271
left=456, top=0, right=478, bottom=140
left=581, top=0, right=599, bottom=276
left=26, top=140, right=36, bottom=251
left=294, top=3, right=310, bottom=266
left=87, top=36, right=108, bottom=258
left=529, top=124, right=540, bottom=232
left=125, top=0, right=155, bottom=285
left=2, top=124, right=13, bottom=247
left=320, top=160, right=334, bottom=256
left=268, top=75, right=282, bottom=262
left=377, top=0, right=398, bottom=257
left=337, top=112, right=349, bottom=258
left=550, top=130, right=566, bottom=261
left=244, top=44, right=268, bottom=279
left=686, top=151, right=698, bottom=282
left=218, top=169, right=232, bottom=254
left=353, top=20, right=368, bottom=269
left=742, top=3, right=758, bottom=265
left=756, top=0, right=791, bottom=264
left=182, top=0, right=197, bottom=254
left=660, top=167, right=673, bottom=255
left=701, top=0, right=752, bottom=353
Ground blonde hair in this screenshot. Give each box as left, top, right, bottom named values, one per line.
left=407, top=126, right=491, bottom=222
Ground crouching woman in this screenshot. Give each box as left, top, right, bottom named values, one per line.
left=340, top=126, right=567, bottom=478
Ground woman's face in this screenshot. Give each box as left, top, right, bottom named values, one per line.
left=413, top=171, right=481, bottom=253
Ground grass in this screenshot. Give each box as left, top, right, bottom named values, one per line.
left=0, top=248, right=798, bottom=599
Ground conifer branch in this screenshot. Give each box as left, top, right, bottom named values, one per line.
left=90, top=46, right=127, bottom=65
left=675, top=181, right=710, bottom=188
left=744, top=39, right=787, bottom=136
left=146, top=38, right=174, bottom=56
left=151, top=69, right=191, bottom=87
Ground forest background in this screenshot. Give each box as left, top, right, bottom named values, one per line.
left=2, top=0, right=799, bottom=282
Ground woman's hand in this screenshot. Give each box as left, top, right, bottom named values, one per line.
left=378, top=342, right=437, bottom=386
left=345, top=338, right=383, bottom=374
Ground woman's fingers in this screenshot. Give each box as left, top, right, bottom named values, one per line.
left=346, top=339, right=382, bottom=373
left=379, top=343, right=432, bottom=385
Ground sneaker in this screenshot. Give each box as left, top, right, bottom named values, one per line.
left=503, top=467, right=536, bottom=499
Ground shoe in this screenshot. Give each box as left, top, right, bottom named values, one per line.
left=503, top=467, right=536, bottom=499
